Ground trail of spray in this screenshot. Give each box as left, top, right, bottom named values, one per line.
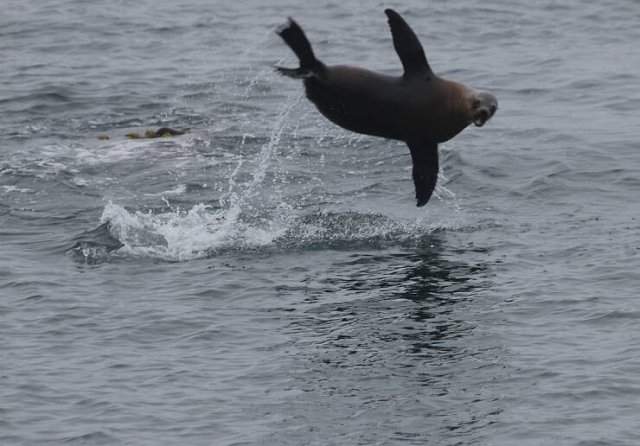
left=99, top=34, right=304, bottom=260
left=213, top=91, right=301, bottom=239
left=435, top=170, right=462, bottom=212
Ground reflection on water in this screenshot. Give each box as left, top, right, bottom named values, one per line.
left=266, top=234, right=501, bottom=444
left=286, top=233, right=486, bottom=361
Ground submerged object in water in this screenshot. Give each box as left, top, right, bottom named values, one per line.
left=125, top=127, right=190, bottom=139
left=96, top=127, right=190, bottom=140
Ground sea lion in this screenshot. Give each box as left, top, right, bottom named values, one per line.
left=276, top=9, right=497, bottom=206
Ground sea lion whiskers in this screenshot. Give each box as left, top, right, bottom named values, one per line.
left=470, top=91, right=498, bottom=127
left=446, top=84, right=498, bottom=129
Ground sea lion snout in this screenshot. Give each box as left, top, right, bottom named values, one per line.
left=471, top=92, right=498, bottom=127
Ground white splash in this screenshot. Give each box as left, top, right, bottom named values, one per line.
left=101, top=201, right=289, bottom=261
left=100, top=93, right=302, bottom=261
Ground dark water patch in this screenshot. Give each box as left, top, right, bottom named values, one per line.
left=66, top=222, right=124, bottom=264
left=269, top=244, right=500, bottom=444
left=584, top=310, right=640, bottom=325
left=605, top=97, right=640, bottom=112
left=0, top=91, right=73, bottom=106
left=63, top=430, right=118, bottom=445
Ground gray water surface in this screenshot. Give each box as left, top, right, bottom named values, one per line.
left=1, top=0, right=640, bottom=445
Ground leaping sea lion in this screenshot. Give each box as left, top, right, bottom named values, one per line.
left=276, top=9, right=497, bottom=206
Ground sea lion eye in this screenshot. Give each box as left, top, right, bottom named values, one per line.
left=472, top=98, right=481, bottom=109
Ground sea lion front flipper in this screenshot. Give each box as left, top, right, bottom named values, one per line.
left=406, top=139, right=439, bottom=207
left=384, top=9, right=433, bottom=79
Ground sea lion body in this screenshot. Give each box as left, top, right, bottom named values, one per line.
left=276, top=9, right=497, bottom=206
left=305, top=66, right=471, bottom=143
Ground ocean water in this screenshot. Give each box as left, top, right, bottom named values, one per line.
left=1, top=0, right=639, bottom=444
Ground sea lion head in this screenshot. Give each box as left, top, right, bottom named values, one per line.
left=468, top=91, right=498, bottom=127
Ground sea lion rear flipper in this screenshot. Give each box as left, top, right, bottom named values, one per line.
left=407, top=140, right=439, bottom=207
left=276, top=18, right=325, bottom=78
left=384, top=9, right=433, bottom=79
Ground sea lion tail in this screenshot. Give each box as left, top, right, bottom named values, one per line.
left=275, top=18, right=323, bottom=78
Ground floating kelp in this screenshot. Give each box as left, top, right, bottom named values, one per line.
left=126, top=127, right=190, bottom=139
left=97, top=127, right=190, bottom=140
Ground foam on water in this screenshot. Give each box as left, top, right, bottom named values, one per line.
left=101, top=201, right=287, bottom=260
left=100, top=201, right=464, bottom=261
